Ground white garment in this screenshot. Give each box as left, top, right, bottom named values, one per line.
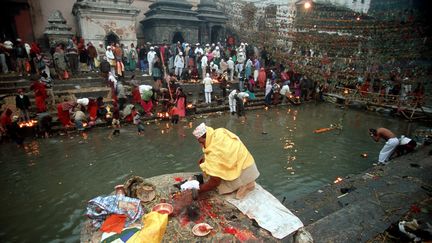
left=237, top=92, right=249, bottom=99
left=227, top=59, right=235, bottom=70
left=205, top=92, right=212, bottom=103
left=77, top=98, right=89, bottom=106
left=203, top=77, right=213, bottom=92
left=265, top=81, right=273, bottom=96
left=378, top=137, right=399, bottom=163
left=228, top=90, right=237, bottom=112
left=280, top=85, right=291, bottom=96
left=224, top=183, right=303, bottom=239
left=201, top=55, right=208, bottom=67
left=195, top=47, right=204, bottom=56
left=147, top=50, right=156, bottom=75
left=174, top=55, right=184, bottom=68
left=105, top=50, right=114, bottom=61
left=108, top=73, right=117, bottom=87
left=253, top=70, right=259, bottom=82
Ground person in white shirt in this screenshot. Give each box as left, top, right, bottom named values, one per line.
left=227, top=57, right=235, bottom=81
left=236, top=51, right=246, bottom=79
left=105, top=46, right=116, bottom=76
left=201, top=54, right=208, bottom=78
left=280, top=84, right=291, bottom=104
left=147, top=47, right=156, bottom=76
left=202, top=73, right=213, bottom=103
left=174, top=52, right=185, bottom=77
left=228, top=89, right=238, bottom=114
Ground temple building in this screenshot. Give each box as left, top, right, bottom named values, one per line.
left=1, top=0, right=225, bottom=48
left=140, top=0, right=227, bottom=44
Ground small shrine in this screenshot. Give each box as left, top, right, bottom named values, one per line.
left=72, top=0, right=140, bottom=46
left=43, top=10, right=74, bottom=48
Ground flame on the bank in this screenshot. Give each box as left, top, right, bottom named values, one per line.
left=344, top=89, right=349, bottom=95
left=334, top=177, right=343, bottom=184
left=187, top=103, right=194, bottom=108
left=157, top=112, right=170, bottom=118
left=19, top=120, right=38, bottom=128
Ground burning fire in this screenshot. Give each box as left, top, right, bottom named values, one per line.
left=19, top=120, right=38, bottom=128
left=187, top=103, right=194, bottom=109
left=157, top=112, right=170, bottom=118
left=334, top=177, right=343, bottom=184
left=344, top=89, right=349, bottom=95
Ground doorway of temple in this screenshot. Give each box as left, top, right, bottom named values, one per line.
left=211, top=26, right=223, bottom=44
left=105, top=32, right=120, bottom=47
left=172, top=32, right=184, bottom=44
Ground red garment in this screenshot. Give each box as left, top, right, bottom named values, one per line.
left=171, top=96, right=186, bottom=117
left=30, top=42, right=41, bottom=55
left=88, top=99, right=98, bottom=121
left=258, top=68, right=266, bottom=89
left=57, top=103, right=72, bottom=127
left=140, top=100, right=153, bottom=114
left=31, top=81, right=47, bottom=113
left=100, top=214, right=127, bottom=234
left=132, top=87, right=142, bottom=104
left=0, top=112, right=12, bottom=128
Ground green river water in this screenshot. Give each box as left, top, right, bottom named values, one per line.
left=0, top=103, right=420, bottom=242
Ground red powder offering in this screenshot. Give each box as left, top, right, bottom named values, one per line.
left=174, top=177, right=184, bottom=182
left=158, top=209, right=170, bottom=214
left=223, top=226, right=238, bottom=235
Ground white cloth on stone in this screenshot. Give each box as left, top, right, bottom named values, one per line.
left=224, top=183, right=303, bottom=239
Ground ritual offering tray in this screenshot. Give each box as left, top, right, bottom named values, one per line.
left=152, top=203, right=173, bottom=215
left=192, top=223, right=213, bottom=237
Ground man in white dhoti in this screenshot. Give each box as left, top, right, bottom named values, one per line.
left=369, top=128, right=399, bottom=165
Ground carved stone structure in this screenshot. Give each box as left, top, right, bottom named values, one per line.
left=44, top=10, right=74, bottom=47
left=72, top=0, right=140, bottom=46
left=197, top=0, right=228, bottom=44
left=140, top=0, right=227, bottom=44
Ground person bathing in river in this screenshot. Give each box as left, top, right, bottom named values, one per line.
left=193, top=123, right=260, bottom=199
left=369, top=128, right=399, bottom=165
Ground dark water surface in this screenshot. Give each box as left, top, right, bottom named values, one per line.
left=0, top=103, right=419, bottom=242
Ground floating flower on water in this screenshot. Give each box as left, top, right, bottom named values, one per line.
left=334, top=177, right=343, bottom=184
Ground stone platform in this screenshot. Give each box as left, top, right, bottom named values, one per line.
left=81, top=173, right=282, bottom=243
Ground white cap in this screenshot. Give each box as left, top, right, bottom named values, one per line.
left=150, top=47, right=154, bottom=50
left=193, top=123, right=207, bottom=139
left=196, top=43, right=200, bottom=46
left=241, top=42, right=244, bottom=46
left=77, top=98, right=89, bottom=106
left=179, top=52, right=183, bottom=56
left=206, top=44, right=210, bottom=47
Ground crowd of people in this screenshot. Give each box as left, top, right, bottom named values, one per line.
left=0, top=30, right=428, bottom=158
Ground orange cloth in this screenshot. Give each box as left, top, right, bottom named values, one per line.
left=257, top=68, right=266, bottom=89
left=100, top=214, right=127, bottom=234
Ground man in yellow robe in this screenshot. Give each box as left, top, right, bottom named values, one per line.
left=193, top=123, right=260, bottom=199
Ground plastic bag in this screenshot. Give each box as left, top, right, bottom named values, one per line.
left=128, top=211, right=168, bottom=243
